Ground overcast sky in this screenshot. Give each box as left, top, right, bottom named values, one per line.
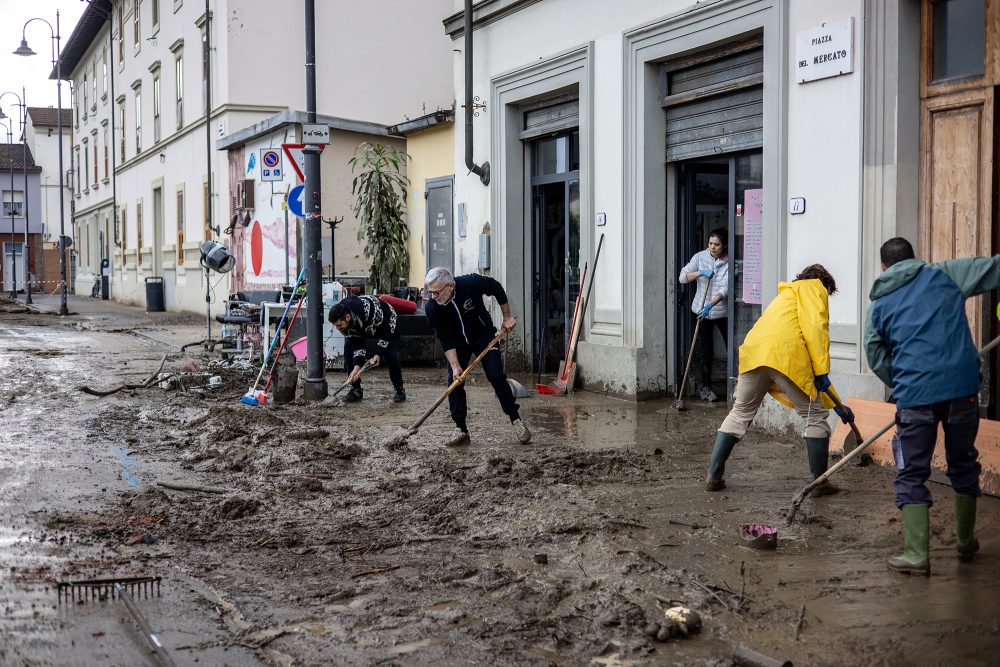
left=0, top=0, right=88, bottom=141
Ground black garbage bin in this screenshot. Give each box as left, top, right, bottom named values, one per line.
left=145, top=276, right=165, bottom=312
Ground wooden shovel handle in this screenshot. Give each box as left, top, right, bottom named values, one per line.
left=677, top=277, right=711, bottom=400
left=408, top=328, right=509, bottom=433
left=824, top=387, right=863, bottom=445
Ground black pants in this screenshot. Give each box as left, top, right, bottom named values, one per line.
left=447, top=335, right=519, bottom=432
left=893, top=396, right=981, bottom=507
left=343, top=339, right=404, bottom=391
left=697, top=317, right=728, bottom=387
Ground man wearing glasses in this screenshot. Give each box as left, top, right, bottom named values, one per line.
left=423, top=267, right=531, bottom=446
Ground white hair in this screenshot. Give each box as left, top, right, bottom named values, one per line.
left=424, top=267, right=454, bottom=287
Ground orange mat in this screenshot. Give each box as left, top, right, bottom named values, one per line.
left=832, top=398, right=1000, bottom=496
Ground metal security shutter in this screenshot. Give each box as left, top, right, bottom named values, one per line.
left=662, top=37, right=763, bottom=162
left=520, top=97, right=579, bottom=140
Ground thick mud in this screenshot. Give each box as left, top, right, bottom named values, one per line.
left=2, top=298, right=1000, bottom=666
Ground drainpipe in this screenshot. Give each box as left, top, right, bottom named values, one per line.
left=464, top=0, right=489, bottom=185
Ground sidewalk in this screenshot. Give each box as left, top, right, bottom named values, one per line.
left=16, top=292, right=207, bottom=349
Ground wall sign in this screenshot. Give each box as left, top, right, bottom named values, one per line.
left=742, top=189, right=763, bottom=305
left=795, top=17, right=854, bottom=83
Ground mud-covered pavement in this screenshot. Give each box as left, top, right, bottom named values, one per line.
left=2, top=297, right=1000, bottom=666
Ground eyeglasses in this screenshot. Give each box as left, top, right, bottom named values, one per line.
left=427, top=283, right=453, bottom=297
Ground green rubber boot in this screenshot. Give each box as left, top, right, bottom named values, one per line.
left=805, top=436, right=839, bottom=496
left=955, top=494, right=980, bottom=562
left=888, top=503, right=930, bottom=576
left=706, top=432, right=740, bottom=491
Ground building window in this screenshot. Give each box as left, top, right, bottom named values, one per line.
left=134, top=89, right=142, bottom=152
left=118, top=100, right=126, bottom=160
left=176, top=188, right=185, bottom=263
left=201, top=27, right=208, bottom=115
left=137, top=201, right=143, bottom=265
left=152, top=76, right=161, bottom=143
left=74, top=90, right=79, bottom=125
left=151, top=0, right=160, bottom=29
left=103, top=127, right=109, bottom=178
left=118, top=3, right=124, bottom=63
left=83, top=74, right=88, bottom=117
left=134, top=0, right=141, bottom=48
left=175, top=55, right=183, bottom=130
left=203, top=180, right=211, bottom=240
left=1, top=190, right=24, bottom=217
left=91, top=62, right=97, bottom=109
left=74, top=146, right=81, bottom=195
left=83, top=144, right=88, bottom=189
left=121, top=205, right=127, bottom=251
left=102, top=52, right=107, bottom=98
left=92, top=137, right=99, bottom=185
left=932, top=0, right=986, bottom=82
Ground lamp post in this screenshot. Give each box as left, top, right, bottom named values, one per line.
left=15, top=10, right=67, bottom=315
left=0, top=90, right=29, bottom=303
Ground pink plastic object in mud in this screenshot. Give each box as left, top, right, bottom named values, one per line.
left=739, top=523, right=778, bottom=550
left=289, top=336, right=326, bottom=361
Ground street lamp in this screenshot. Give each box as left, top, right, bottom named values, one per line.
left=15, top=11, right=68, bottom=315
left=0, top=89, right=30, bottom=303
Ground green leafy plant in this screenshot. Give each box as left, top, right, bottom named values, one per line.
left=350, top=142, right=410, bottom=294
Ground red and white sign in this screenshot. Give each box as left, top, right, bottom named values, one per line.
left=282, top=143, right=327, bottom=182
left=259, top=149, right=283, bottom=182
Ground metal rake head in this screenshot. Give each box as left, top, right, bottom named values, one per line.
left=57, top=576, right=162, bottom=604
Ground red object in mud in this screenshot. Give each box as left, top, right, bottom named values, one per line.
left=378, top=294, right=417, bottom=314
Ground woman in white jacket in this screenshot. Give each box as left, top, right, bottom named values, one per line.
left=678, top=228, right=730, bottom=401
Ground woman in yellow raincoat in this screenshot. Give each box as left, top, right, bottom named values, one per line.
left=705, top=264, right=854, bottom=493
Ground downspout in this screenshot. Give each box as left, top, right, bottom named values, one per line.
left=464, top=0, right=489, bottom=185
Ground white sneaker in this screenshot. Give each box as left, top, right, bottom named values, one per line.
left=512, top=419, right=532, bottom=444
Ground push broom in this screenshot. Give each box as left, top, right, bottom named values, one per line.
left=240, top=267, right=306, bottom=406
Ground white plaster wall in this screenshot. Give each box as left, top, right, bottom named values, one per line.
left=24, top=120, right=72, bottom=243
left=784, top=1, right=863, bottom=326
left=241, top=130, right=298, bottom=286
left=451, top=0, right=694, bottom=318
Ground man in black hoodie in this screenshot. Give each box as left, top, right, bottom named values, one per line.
left=424, top=267, right=531, bottom=446
left=329, top=295, right=405, bottom=403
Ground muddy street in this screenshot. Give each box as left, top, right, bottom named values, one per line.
left=2, top=299, right=999, bottom=666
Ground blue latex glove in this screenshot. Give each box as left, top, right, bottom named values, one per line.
left=699, top=268, right=714, bottom=279
left=834, top=403, right=855, bottom=425
left=698, top=303, right=713, bottom=319
left=813, top=374, right=831, bottom=392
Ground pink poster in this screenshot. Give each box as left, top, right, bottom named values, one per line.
left=742, top=189, right=763, bottom=305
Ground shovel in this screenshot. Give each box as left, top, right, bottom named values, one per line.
left=330, top=358, right=378, bottom=399
left=673, top=280, right=711, bottom=411
left=383, top=328, right=509, bottom=448
left=787, top=334, right=1000, bottom=524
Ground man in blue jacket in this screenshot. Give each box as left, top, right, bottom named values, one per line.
left=865, top=237, right=1000, bottom=576
left=424, top=267, right=530, bottom=446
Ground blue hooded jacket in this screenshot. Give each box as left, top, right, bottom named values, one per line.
left=864, top=256, right=1000, bottom=408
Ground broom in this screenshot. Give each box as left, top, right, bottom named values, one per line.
left=240, top=268, right=306, bottom=406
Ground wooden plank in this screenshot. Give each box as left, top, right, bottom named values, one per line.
left=832, top=397, right=1000, bottom=496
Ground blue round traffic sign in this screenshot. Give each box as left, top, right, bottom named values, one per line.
left=288, top=185, right=306, bottom=217
left=262, top=150, right=280, bottom=168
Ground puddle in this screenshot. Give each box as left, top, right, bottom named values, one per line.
left=111, top=446, right=141, bottom=488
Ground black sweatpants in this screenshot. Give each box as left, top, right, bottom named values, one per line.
left=697, top=316, right=728, bottom=387
left=343, top=338, right=404, bottom=391
left=447, top=335, right=519, bottom=432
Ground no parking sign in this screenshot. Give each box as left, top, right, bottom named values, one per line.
left=260, top=148, right=283, bottom=182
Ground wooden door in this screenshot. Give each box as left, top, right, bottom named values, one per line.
left=920, top=88, right=994, bottom=346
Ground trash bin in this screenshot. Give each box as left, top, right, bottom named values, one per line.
left=145, top=276, right=165, bottom=312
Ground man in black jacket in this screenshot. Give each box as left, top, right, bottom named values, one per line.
left=329, top=295, right=405, bottom=403
left=424, top=267, right=531, bottom=446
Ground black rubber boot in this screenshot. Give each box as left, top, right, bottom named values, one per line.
left=706, top=432, right=739, bottom=491
left=392, top=388, right=406, bottom=403
left=805, top=436, right=839, bottom=496
left=343, top=386, right=363, bottom=403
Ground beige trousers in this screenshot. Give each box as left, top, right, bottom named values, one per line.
left=719, top=366, right=832, bottom=439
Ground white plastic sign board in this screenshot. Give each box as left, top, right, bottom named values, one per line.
left=259, top=148, right=284, bottom=182
left=795, top=17, right=854, bottom=83
left=282, top=143, right=327, bottom=182
left=302, top=123, right=330, bottom=144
